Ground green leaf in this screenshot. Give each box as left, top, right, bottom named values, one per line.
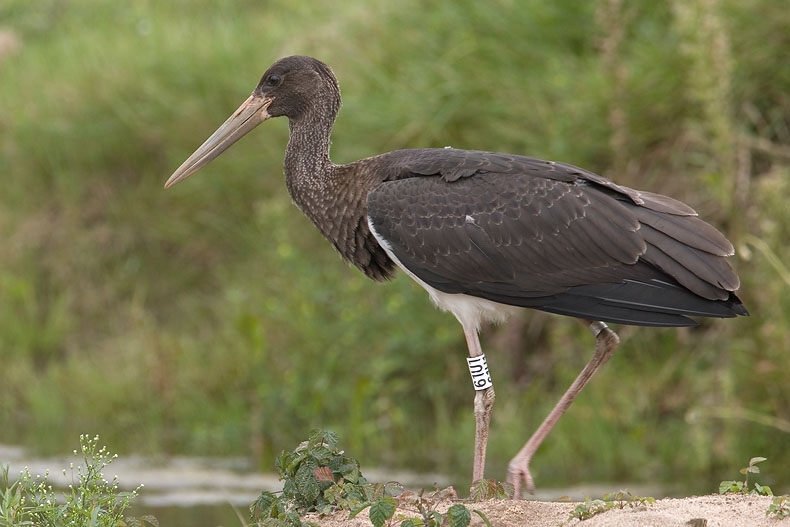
left=323, top=483, right=344, bottom=504
left=343, top=482, right=368, bottom=503
left=252, top=491, right=279, bottom=518
left=336, top=463, right=361, bottom=483
left=427, top=509, right=443, bottom=525
left=384, top=481, right=405, bottom=497
left=310, top=445, right=331, bottom=463
left=469, top=479, right=490, bottom=502
left=719, top=480, right=748, bottom=494
left=308, top=429, right=339, bottom=450
left=348, top=501, right=372, bottom=519
left=753, top=482, right=773, bottom=496
left=446, top=504, right=471, bottom=527
left=369, top=497, right=397, bottom=527
left=295, top=463, right=320, bottom=505
left=472, top=509, right=493, bottom=527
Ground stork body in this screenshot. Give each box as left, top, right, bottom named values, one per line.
left=166, top=56, right=747, bottom=496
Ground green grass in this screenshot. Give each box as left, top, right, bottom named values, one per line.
left=0, top=0, right=789, bottom=492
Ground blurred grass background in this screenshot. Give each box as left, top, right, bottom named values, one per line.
left=1, top=0, right=788, bottom=493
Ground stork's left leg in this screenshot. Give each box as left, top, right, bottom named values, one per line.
left=507, top=320, right=620, bottom=498
left=462, top=325, right=495, bottom=483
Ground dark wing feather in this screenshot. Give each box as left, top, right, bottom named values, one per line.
left=365, top=149, right=747, bottom=326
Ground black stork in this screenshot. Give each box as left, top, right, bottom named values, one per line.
left=165, top=55, right=747, bottom=497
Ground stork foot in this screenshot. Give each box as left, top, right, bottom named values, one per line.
left=507, top=455, right=536, bottom=497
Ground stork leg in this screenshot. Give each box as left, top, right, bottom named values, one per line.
left=507, top=320, right=620, bottom=498
left=462, top=325, right=495, bottom=483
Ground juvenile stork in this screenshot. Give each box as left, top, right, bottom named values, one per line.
left=166, top=56, right=747, bottom=497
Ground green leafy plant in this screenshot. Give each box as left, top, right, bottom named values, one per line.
left=469, top=479, right=513, bottom=502
left=251, top=430, right=496, bottom=527
left=250, top=429, right=367, bottom=526
left=718, top=457, right=773, bottom=496
left=274, top=429, right=366, bottom=514
left=568, top=490, right=656, bottom=521
left=251, top=429, right=396, bottom=526
left=379, top=486, right=492, bottom=527
left=569, top=498, right=610, bottom=521
left=767, top=496, right=790, bottom=519
left=0, top=434, right=154, bottom=527
left=717, top=456, right=788, bottom=518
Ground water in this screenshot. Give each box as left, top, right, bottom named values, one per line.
left=130, top=503, right=243, bottom=527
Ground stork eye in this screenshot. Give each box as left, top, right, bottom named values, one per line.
left=265, top=74, right=282, bottom=87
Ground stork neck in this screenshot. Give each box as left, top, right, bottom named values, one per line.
left=284, top=109, right=336, bottom=185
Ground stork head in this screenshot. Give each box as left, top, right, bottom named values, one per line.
left=165, top=56, right=338, bottom=189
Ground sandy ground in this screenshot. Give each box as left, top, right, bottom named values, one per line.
left=306, top=493, right=784, bottom=527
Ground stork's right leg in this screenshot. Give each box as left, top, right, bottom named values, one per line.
left=462, top=325, right=495, bottom=483
left=507, top=320, right=620, bottom=498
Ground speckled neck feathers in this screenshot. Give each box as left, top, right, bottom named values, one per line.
left=281, top=70, right=395, bottom=281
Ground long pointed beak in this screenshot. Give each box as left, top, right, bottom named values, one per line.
left=165, top=94, right=273, bottom=189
